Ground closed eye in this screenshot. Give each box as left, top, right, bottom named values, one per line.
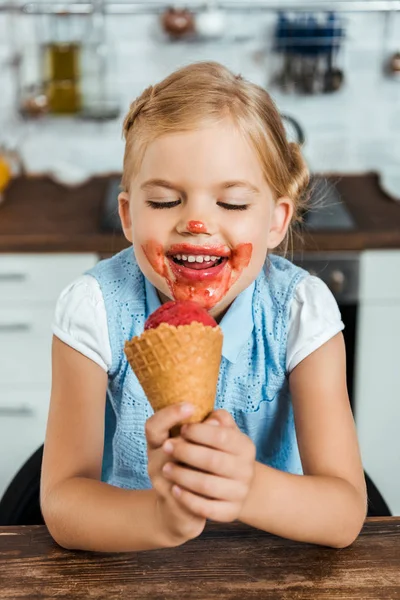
left=217, top=202, right=249, bottom=211
left=146, top=200, right=181, bottom=209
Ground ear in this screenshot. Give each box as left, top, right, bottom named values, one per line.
left=267, top=197, right=294, bottom=250
left=118, top=191, right=133, bottom=243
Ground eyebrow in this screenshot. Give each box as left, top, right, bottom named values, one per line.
left=140, top=179, right=180, bottom=192
left=140, top=179, right=260, bottom=193
left=221, top=180, right=260, bottom=194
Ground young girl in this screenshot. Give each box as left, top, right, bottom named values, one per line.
left=40, top=62, right=367, bottom=553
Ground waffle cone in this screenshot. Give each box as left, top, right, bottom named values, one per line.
left=124, top=322, right=223, bottom=428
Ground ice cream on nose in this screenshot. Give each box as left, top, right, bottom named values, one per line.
left=124, top=300, right=223, bottom=433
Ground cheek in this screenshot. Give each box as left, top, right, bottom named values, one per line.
left=131, top=209, right=168, bottom=243
left=225, top=213, right=269, bottom=256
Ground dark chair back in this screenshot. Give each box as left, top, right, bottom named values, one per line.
left=0, top=445, right=44, bottom=526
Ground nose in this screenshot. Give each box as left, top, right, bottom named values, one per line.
left=176, top=218, right=212, bottom=236
left=175, top=196, right=217, bottom=236
left=187, top=220, right=208, bottom=234
left=176, top=201, right=216, bottom=236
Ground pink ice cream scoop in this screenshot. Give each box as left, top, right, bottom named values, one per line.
left=144, top=300, right=217, bottom=330
left=125, top=300, right=222, bottom=435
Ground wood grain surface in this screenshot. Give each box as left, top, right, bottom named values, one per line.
left=0, top=518, right=399, bottom=599
left=1, top=172, right=400, bottom=254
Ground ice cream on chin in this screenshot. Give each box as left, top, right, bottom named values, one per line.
left=142, top=240, right=252, bottom=311
left=124, top=300, right=223, bottom=434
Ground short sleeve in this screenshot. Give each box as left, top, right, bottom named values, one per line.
left=52, top=274, right=111, bottom=372
left=286, top=275, right=344, bottom=373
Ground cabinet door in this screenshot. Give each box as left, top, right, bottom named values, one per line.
left=0, top=253, right=98, bottom=305
left=355, top=250, right=400, bottom=516
left=0, top=307, right=54, bottom=386
left=0, top=388, right=49, bottom=501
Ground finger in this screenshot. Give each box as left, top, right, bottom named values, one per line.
left=180, top=421, right=243, bottom=454
left=163, top=462, right=246, bottom=502
left=163, top=438, right=238, bottom=478
left=171, top=486, right=239, bottom=523
left=146, top=403, right=194, bottom=449
left=205, top=409, right=236, bottom=429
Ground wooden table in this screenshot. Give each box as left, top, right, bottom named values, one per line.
left=0, top=518, right=399, bottom=599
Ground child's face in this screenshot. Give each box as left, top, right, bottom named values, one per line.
left=119, top=119, right=293, bottom=318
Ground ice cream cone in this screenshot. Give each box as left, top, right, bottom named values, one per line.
left=124, top=322, right=223, bottom=432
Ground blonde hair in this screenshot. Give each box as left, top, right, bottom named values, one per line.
left=122, top=61, right=310, bottom=255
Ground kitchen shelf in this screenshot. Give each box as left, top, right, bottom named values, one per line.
left=0, top=1, right=400, bottom=15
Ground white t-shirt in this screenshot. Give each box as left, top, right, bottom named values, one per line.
left=52, top=274, right=344, bottom=374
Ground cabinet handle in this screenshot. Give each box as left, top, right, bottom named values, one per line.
left=0, top=406, right=35, bottom=417
left=0, top=273, right=27, bottom=282
left=0, top=323, right=31, bottom=332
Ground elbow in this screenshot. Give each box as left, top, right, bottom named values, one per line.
left=330, top=495, right=368, bottom=549
left=42, top=511, right=77, bottom=551
left=40, top=490, right=76, bottom=551
left=330, top=527, right=362, bottom=549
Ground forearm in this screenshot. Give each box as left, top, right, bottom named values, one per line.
left=41, top=477, right=176, bottom=552
left=239, top=462, right=367, bottom=548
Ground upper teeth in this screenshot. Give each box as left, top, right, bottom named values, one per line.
left=175, top=254, right=219, bottom=262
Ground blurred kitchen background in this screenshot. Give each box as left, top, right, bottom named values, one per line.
left=0, top=0, right=399, bottom=525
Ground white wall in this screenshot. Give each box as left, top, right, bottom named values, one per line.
left=0, top=0, right=399, bottom=179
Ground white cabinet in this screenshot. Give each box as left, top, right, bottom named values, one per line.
left=354, top=250, right=400, bottom=516
left=0, top=307, right=54, bottom=384
left=0, top=254, right=99, bottom=305
left=0, top=389, right=51, bottom=502
left=0, top=253, right=98, bottom=502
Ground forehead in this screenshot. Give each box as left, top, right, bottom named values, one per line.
left=136, top=120, right=265, bottom=187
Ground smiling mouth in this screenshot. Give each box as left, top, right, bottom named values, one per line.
left=165, top=248, right=230, bottom=282
left=169, top=254, right=227, bottom=270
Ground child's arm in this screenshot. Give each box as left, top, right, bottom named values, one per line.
left=160, top=333, right=367, bottom=548
left=40, top=336, right=205, bottom=552
left=237, top=332, right=367, bottom=547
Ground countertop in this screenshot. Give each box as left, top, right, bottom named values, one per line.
left=0, top=172, right=400, bottom=254
left=0, top=518, right=399, bottom=599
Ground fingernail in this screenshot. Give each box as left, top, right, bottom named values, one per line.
left=163, top=463, right=172, bottom=473
left=208, top=419, right=220, bottom=427
left=163, top=441, right=174, bottom=454
left=180, top=403, right=194, bottom=415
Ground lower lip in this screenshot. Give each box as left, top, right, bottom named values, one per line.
left=142, top=240, right=252, bottom=310
left=167, top=257, right=228, bottom=282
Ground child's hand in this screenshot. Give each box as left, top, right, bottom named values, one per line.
left=161, top=409, right=256, bottom=523
left=146, top=403, right=207, bottom=546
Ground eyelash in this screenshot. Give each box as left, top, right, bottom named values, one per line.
left=218, top=202, right=249, bottom=211
left=146, top=200, right=181, bottom=209
left=146, top=200, right=249, bottom=211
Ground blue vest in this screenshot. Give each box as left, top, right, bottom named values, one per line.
left=87, top=247, right=308, bottom=489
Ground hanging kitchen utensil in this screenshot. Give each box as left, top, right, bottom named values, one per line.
left=298, top=15, right=320, bottom=94
left=272, top=12, right=345, bottom=96
left=161, top=6, right=195, bottom=40
left=387, top=52, right=400, bottom=77
left=195, top=0, right=226, bottom=39
left=323, top=13, right=344, bottom=92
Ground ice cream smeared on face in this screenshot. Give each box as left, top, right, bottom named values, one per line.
left=187, top=220, right=208, bottom=234
left=142, top=240, right=252, bottom=310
